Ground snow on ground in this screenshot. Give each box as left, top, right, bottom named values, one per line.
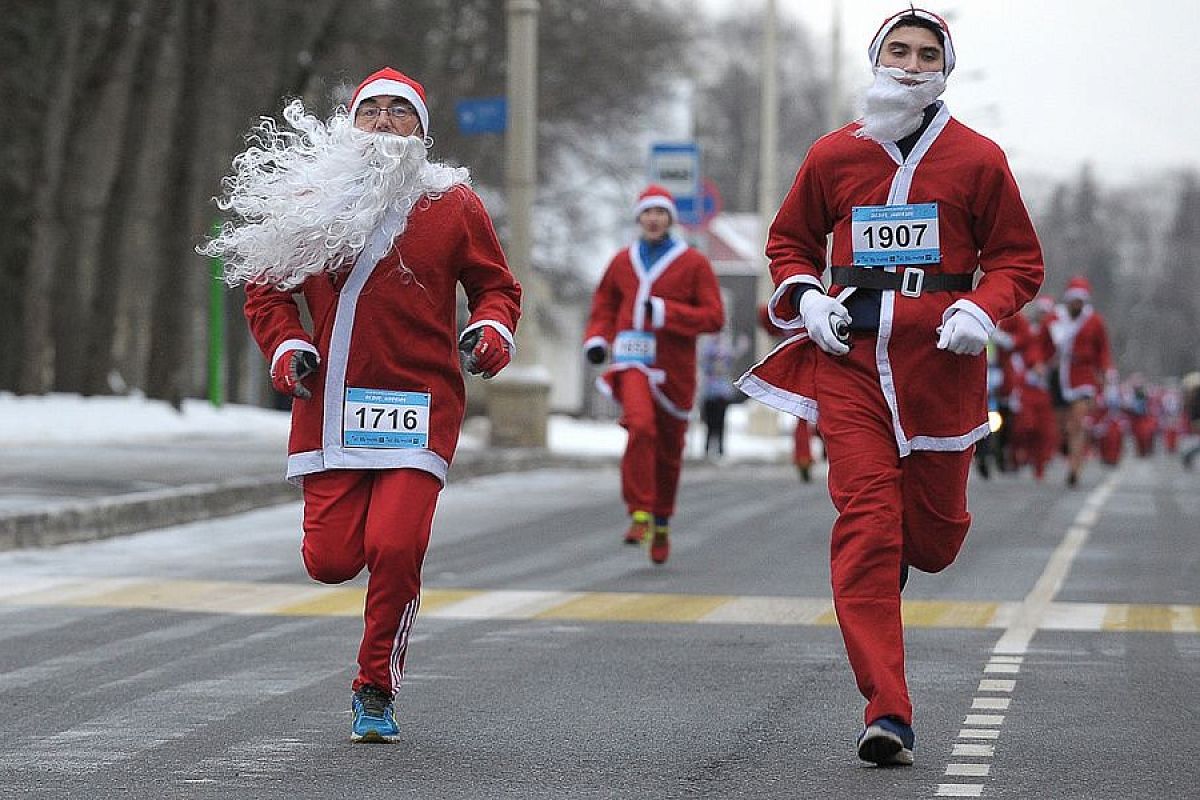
left=0, top=391, right=794, bottom=463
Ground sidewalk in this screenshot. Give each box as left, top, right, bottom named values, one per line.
left=0, top=393, right=792, bottom=551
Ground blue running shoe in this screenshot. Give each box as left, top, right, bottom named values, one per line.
left=352, top=685, right=399, bottom=743
left=857, top=716, right=914, bottom=766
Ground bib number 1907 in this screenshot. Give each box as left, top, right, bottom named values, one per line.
left=859, top=222, right=927, bottom=249
left=851, top=202, right=940, bottom=266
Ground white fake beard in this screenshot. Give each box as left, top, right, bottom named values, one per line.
left=202, top=99, right=469, bottom=290
left=855, top=66, right=946, bottom=144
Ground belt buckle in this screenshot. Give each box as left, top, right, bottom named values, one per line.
left=900, top=266, right=925, bottom=297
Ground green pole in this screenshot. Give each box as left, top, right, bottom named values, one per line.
left=208, top=221, right=225, bottom=408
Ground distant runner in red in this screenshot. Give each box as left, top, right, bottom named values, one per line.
left=202, top=68, right=521, bottom=743
left=738, top=9, right=1043, bottom=766
left=583, top=185, right=724, bottom=565
left=1040, top=276, right=1115, bottom=486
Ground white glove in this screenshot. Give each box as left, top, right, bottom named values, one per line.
left=798, top=290, right=852, bottom=356
left=936, top=310, right=990, bottom=355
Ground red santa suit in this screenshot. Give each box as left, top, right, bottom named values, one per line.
left=584, top=197, right=724, bottom=519
left=1041, top=278, right=1113, bottom=403
left=737, top=101, right=1043, bottom=727
left=996, top=311, right=1057, bottom=479
left=245, top=181, right=521, bottom=695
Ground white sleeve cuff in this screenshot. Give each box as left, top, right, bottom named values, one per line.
left=944, top=299, right=995, bottom=335
left=583, top=336, right=609, bottom=353
left=648, top=296, right=666, bottom=329
left=271, top=338, right=318, bottom=372
left=768, top=275, right=823, bottom=330
left=461, top=320, right=516, bottom=355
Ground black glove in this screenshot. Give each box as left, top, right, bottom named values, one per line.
left=458, top=328, right=480, bottom=358
left=271, top=349, right=320, bottom=399
left=586, top=345, right=607, bottom=365
left=296, top=350, right=319, bottom=377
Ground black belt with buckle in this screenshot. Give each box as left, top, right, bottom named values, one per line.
left=830, top=266, right=973, bottom=297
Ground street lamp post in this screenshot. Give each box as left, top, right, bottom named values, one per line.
left=488, top=0, right=551, bottom=448
left=748, top=0, right=781, bottom=436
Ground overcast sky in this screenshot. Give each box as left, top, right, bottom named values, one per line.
left=701, top=0, right=1200, bottom=185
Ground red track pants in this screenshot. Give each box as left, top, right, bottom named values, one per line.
left=301, top=468, right=441, bottom=696
left=615, top=370, right=689, bottom=518
left=816, top=338, right=972, bottom=726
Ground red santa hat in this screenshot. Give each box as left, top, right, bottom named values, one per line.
left=349, top=67, right=430, bottom=136
left=868, top=8, right=956, bottom=76
left=1063, top=275, right=1092, bottom=302
left=634, top=184, right=677, bottom=223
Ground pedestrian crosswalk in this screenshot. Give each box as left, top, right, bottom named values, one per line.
left=2, top=576, right=1198, bottom=633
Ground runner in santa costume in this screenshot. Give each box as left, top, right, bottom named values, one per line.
left=736, top=9, right=1042, bottom=765
left=202, top=67, right=521, bottom=742
left=1040, top=276, right=1115, bottom=486
left=583, top=185, right=724, bottom=564
left=999, top=305, right=1058, bottom=480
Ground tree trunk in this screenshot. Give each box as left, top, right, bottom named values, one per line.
left=52, top=0, right=131, bottom=393
left=82, top=0, right=166, bottom=395
left=144, top=0, right=216, bottom=407
left=17, top=0, right=84, bottom=393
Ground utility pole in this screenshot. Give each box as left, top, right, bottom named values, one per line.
left=749, top=0, right=780, bottom=436
left=489, top=0, right=551, bottom=447
left=827, top=0, right=844, bottom=131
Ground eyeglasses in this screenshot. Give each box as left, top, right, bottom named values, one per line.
left=356, top=105, right=416, bottom=121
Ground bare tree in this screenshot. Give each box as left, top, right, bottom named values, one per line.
left=17, top=0, right=85, bottom=393
left=144, top=0, right=217, bottom=407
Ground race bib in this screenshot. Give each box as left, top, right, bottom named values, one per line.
left=613, top=330, right=657, bottom=365
left=851, top=202, right=940, bottom=266
left=343, top=388, right=430, bottom=449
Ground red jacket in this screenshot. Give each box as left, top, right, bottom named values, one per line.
left=584, top=240, right=724, bottom=417
left=245, top=185, right=521, bottom=483
left=739, top=106, right=1044, bottom=454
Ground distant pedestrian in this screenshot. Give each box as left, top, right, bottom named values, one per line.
left=583, top=185, right=724, bottom=564
left=738, top=8, right=1042, bottom=766
left=698, top=331, right=748, bottom=459
left=201, top=68, right=521, bottom=742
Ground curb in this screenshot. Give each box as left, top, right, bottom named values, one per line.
left=0, top=449, right=619, bottom=552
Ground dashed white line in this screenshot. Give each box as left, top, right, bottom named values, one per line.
left=970, top=697, right=1010, bottom=710
left=933, top=476, right=1117, bottom=798
left=951, top=743, right=996, bottom=757
left=945, top=763, right=991, bottom=777
left=958, top=729, right=1001, bottom=740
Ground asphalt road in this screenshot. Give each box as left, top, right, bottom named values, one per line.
left=0, top=455, right=1196, bottom=799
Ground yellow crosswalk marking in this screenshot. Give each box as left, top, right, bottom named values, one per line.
left=0, top=577, right=1196, bottom=633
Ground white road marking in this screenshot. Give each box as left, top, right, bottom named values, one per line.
left=945, top=763, right=991, bottom=777
left=951, top=743, right=995, bottom=757
left=933, top=475, right=1118, bottom=798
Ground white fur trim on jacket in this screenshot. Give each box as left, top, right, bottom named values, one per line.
left=768, top=275, right=823, bottom=330
left=647, top=296, right=666, bottom=329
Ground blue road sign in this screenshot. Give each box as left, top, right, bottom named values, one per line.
left=649, top=141, right=700, bottom=214
left=456, top=97, right=507, bottom=135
